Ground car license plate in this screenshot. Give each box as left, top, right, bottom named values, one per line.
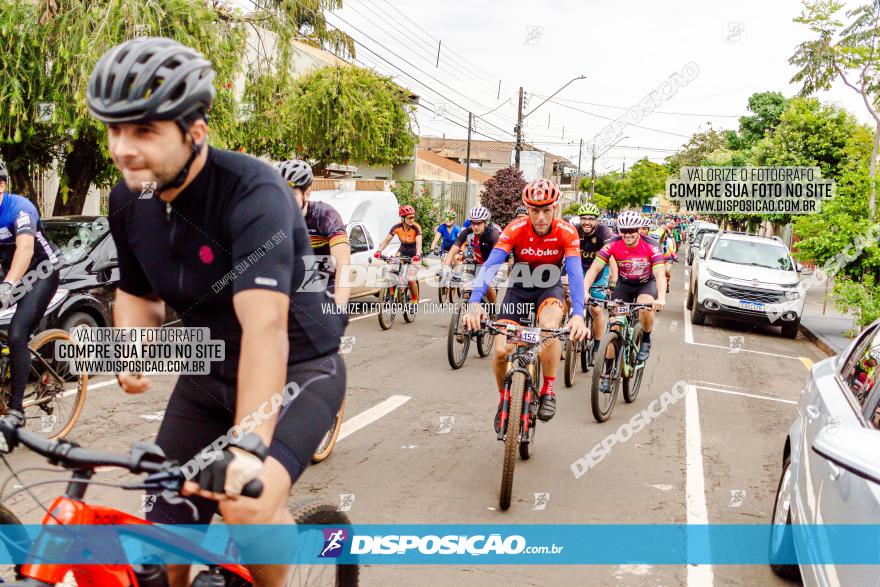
left=739, top=300, right=764, bottom=311
left=519, top=327, right=541, bottom=344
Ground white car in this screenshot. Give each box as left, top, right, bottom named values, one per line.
left=309, top=189, right=401, bottom=300
left=687, top=231, right=807, bottom=338
left=770, top=319, right=880, bottom=584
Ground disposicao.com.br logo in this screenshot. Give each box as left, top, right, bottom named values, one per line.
left=347, top=533, right=562, bottom=556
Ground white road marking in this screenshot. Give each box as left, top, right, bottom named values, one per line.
left=337, top=395, right=411, bottom=442
left=684, top=300, right=694, bottom=344
left=350, top=312, right=379, bottom=322
left=694, top=385, right=797, bottom=405
left=682, top=302, right=802, bottom=361
left=692, top=380, right=744, bottom=390
left=686, top=383, right=714, bottom=586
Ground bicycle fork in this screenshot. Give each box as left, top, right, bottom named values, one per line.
left=498, top=361, right=535, bottom=442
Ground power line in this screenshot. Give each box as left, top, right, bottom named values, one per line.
left=530, top=94, right=743, bottom=118
left=346, top=0, right=506, bottom=100
left=544, top=98, right=692, bottom=139
left=306, top=2, right=518, bottom=140
left=288, top=0, right=517, bottom=141
left=374, top=0, right=518, bottom=96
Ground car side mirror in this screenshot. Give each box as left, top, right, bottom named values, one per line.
left=699, top=248, right=708, bottom=259
left=812, top=425, right=880, bottom=484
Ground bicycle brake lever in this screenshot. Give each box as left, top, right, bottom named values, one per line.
left=160, top=489, right=200, bottom=522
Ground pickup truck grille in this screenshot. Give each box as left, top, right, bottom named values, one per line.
left=718, top=284, right=787, bottom=303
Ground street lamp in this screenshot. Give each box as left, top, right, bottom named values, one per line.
left=515, top=75, right=586, bottom=169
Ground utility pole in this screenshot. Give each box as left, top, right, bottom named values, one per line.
left=590, top=143, right=597, bottom=199
left=465, top=112, right=473, bottom=184
left=575, top=138, right=583, bottom=201
left=514, top=87, right=524, bottom=169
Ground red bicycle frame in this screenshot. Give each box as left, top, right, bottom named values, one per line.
left=18, top=497, right=251, bottom=585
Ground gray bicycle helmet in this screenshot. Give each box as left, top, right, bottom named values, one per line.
left=87, top=37, right=216, bottom=124
left=516, top=205, right=527, bottom=216
left=0, top=162, right=7, bottom=182
left=275, top=160, right=313, bottom=189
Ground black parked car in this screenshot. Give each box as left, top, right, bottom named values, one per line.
left=1, top=216, right=122, bottom=331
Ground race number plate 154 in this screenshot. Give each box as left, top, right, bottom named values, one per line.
left=519, top=327, right=541, bottom=344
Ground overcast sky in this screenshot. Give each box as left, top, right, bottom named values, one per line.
left=328, top=0, right=873, bottom=171
left=234, top=0, right=871, bottom=171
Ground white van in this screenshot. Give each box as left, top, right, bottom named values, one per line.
left=309, top=189, right=401, bottom=299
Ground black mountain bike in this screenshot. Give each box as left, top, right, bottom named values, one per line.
left=482, top=317, right=569, bottom=510
left=590, top=300, right=652, bottom=422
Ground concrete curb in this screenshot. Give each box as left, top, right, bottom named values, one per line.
left=799, top=322, right=841, bottom=358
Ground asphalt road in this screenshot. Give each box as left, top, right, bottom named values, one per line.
left=0, top=259, right=826, bottom=586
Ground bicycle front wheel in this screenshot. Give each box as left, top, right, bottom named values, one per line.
left=563, top=338, right=577, bottom=387
left=447, top=303, right=470, bottom=369
left=590, top=331, right=620, bottom=423
left=289, top=499, right=359, bottom=586
left=500, top=371, right=526, bottom=511
left=24, top=329, right=88, bottom=439
left=377, top=288, right=396, bottom=330
left=622, top=324, right=644, bottom=404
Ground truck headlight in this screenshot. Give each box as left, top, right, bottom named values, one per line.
left=785, top=289, right=801, bottom=300
left=705, top=280, right=723, bottom=290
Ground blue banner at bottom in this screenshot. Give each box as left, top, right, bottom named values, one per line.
left=0, top=524, right=877, bottom=565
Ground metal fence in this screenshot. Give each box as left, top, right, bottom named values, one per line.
left=415, top=180, right=479, bottom=219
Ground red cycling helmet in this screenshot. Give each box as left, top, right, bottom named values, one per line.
left=399, top=205, right=415, bottom=217
left=522, top=179, right=560, bottom=207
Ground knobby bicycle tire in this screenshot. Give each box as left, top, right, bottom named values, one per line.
left=500, top=371, right=526, bottom=511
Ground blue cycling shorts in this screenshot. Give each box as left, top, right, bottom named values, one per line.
left=588, top=264, right=610, bottom=301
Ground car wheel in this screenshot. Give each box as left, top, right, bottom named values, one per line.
left=781, top=318, right=800, bottom=340
left=686, top=287, right=694, bottom=311
left=689, top=288, right=706, bottom=325
left=769, top=454, right=801, bottom=580
left=61, top=311, right=99, bottom=331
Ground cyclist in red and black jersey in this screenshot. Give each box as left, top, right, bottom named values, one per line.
left=374, top=205, right=422, bottom=303
left=442, top=205, right=499, bottom=305
left=463, top=180, right=588, bottom=429
left=275, top=159, right=351, bottom=307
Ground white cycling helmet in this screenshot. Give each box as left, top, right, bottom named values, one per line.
left=468, top=205, right=490, bottom=222
left=616, top=211, right=643, bottom=230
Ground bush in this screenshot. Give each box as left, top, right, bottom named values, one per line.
left=834, top=275, right=880, bottom=327
left=391, top=179, right=443, bottom=254
left=562, top=202, right=581, bottom=216
left=479, top=166, right=527, bottom=228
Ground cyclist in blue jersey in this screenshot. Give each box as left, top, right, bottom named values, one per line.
left=430, top=210, right=461, bottom=255
left=0, top=162, right=61, bottom=415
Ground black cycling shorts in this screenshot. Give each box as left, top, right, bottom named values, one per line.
left=146, top=352, right=346, bottom=524
left=610, top=279, right=658, bottom=303
left=497, top=282, right=564, bottom=325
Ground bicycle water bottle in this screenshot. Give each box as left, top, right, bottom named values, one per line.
left=132, top=564, right=169, bottom=587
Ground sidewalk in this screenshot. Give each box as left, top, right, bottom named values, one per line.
left=799, top=276, right=857, bottom=357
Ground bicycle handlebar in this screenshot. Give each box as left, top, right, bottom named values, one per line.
left=6, top=422, right=263, bottom=498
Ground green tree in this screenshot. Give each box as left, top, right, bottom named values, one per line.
left=790, top=0, right=880, bottom=218
left=0, top=0, right=355, bottom=215
left=732, top=92, right=789, bottom=149
left=618, top=158, right=669, bottom=209
left=287, top=65, right=417, bottom=173
left=666, top=127, right=731, bottom=175
left=391, top=179, right=441, bottom=254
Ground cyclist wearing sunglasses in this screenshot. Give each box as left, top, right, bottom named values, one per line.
left=583, top=211, right=666, bottom=374
left=463, top=180, right=589, bottom=429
